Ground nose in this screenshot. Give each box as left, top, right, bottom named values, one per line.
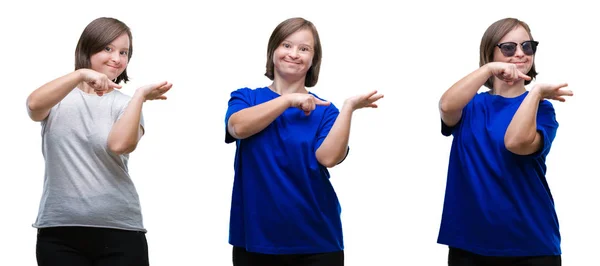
left=110, top=51, right=121, bottom=64
left=513, top=45, right=526, bottom=57
left=288, top=49, right=299, bottom=59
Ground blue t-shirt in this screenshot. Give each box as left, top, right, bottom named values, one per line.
left=438, top=91, right=561, bottom=257
left=224, top=87, right=345, bottom=254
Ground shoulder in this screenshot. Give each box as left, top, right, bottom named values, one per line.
left=110, top=90, right=134, bottom=109
left=230, top=87, right=269, bottom=96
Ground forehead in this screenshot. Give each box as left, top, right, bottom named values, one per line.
left=283, top=28, right=314, bottom=46
left=108, top=33, right=130, bottom=48
left=499, top=25, right=531, bottom=43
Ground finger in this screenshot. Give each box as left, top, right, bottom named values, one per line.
left=367, top=103, right=378, bottom=108
left=368, top=94, right=384, bottom=102
left=110, top=80, right=122, bottom=89
left=304, top=110, right=311, bottom=116
left=517, top=71, right=532, bottom=81
left=558, top=89, right=574, bottom=96
left=512, top=68, right=520, bottom=81
left=553, top=83, right=569, bottom=90
left=154, top=81, right=169, bottom=89
left=314, top=97, right=331, bottom=106
left=362, top=90, right=378, bottom=99
left=554, top=96, right=566, bottom=102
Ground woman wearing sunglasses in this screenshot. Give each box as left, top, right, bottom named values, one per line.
left=437, top=18, right=573, bottom=266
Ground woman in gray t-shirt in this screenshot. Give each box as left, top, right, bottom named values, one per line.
left=26, top=17, right=172, bottom=266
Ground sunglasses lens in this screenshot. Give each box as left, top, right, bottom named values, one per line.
left=500, top=43, right=517, bottom=57
left=522, top=41, right=537, bottom=55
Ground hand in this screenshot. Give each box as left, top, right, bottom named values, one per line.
left=487, top=62, right=532, bottom=86
left=343, top=90, right=384, bottom=111
left=532, top=83, right=573, bottom=102
left=288, top=93, right=331, bottom=116
left=136, top=81, right=173, bottom=102
left=80, top=69, right=122, bottom=96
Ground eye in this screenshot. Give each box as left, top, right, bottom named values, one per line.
left=104, top=47, right=112, bottom=52
left=300, top=47, right=310, bottom=52
left=500, top=43, right=516, bottom=52
left=120, top=51, right=128, bottom=56
left=282, top=43, right=291, bottom=48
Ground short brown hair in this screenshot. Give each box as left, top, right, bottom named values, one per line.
left=75, top=17, right=133, bottom=84
left=479, top=18, right=537, bottom=89
left=265, top=17, right=322, bottom=87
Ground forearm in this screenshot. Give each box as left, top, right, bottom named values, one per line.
left=107, top=93, right=145, bottom=155
left=228, top=95, right=291, bottom=139
left=316, top=106, right=352, bottom=168
left=27, top=70, right=84, bottom=121
left=504, top=90, right=542, bottom=155
left=439, top=65, right=492, bottom=125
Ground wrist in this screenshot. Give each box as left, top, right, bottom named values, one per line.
left=281, top=94, right=294, bottom=107
left=133, top=89, right=147, bottom=102
left=341, top=101, right=355, bottom=113
left=75, top=69, right=87, bottom=82
left=529, top=86, right=543, bottom=100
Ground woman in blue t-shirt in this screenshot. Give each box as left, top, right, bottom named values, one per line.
left=224, top=17, right=383, bottom=266
left=438, top=17, right=573, bottom=266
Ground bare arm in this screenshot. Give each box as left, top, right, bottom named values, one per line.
left=504, top=90, right=543, bottom=155
left=107, top=81, right=172, bottom=155
left=504, top=83, right=572, bottom=155
left=316, top=90, right=383, bottom=168
left=439, top=65, right=492, bottom=127
left=27, top=69, right=120, bottom=121
left=227, top=95, right=292, bottom=139
left=107, top=93, right=145, bottom=155
left=27, top=70, right=83, bottom=121
left=315, top=106, right=352, bottom=168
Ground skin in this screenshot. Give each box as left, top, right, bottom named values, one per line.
left=27, top=33, right=173, bottom=155
left=227, top=28, right=384, bottom=167
left=439, top=25, right=573, bottom=155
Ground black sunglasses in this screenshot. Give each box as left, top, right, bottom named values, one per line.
left=496, top=40, right=539, bottom=57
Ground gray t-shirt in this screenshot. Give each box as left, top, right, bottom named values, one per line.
left=31, top=88, right=146, bottom=232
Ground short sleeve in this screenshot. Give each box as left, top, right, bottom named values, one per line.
left=441, top=96, right=477, bottom=137
left=441, top=119, right=458, bottom=136
left=117, top=98, right=145, bottom=133
left=314, top=104, right=350, bottom=164
left=225, top=88, right=252, bottom=144
left=532, top=100, right=558, bottom=158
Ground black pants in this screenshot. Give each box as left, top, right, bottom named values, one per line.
left=232, top=246, right=344, bottom=266
left=448, top=247, right=561, bottom=266
left=36, top=226, right=149, bottom=266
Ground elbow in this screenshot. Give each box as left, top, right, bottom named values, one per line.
left=316, top=151, right=340, bottom=168
left=504, top=134, right=536, bottom=155
left=228, top=120, right=249, bottom=140
left=27, top=98, right=48, bottom=122
left=108, top=140, right=136, bottom=155
left=439, top=98, right=457, bottom=115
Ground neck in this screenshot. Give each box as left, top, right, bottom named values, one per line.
left=269, top=74, right=307, bottom=95
left=491, top=79, right=526, bottom=98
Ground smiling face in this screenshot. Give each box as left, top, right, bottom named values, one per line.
left=272, top=29, right=315, bottom=81
left=90, top=33, right=130, bottom=80
left=75, top=17, right=133, bottom=84
left=479, top=18, right=538, bottom=89
left=493, top=25, right=534, bottom=75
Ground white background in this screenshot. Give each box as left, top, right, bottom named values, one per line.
left=1, top=0, right=598, bottom=265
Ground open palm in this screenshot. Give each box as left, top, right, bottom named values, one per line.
left=344, top=90, right=384, bottom=110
